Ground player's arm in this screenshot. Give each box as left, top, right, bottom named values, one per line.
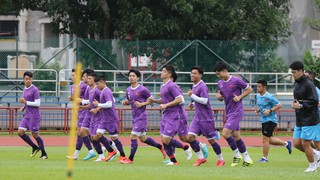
left=160, top=95, right=183, bottom=109
left=98, top=101, right=112, bottom=109
left=188, top=89, right=208, bottom=105
left=239, top=86, right=253, bottom=100
left=215, top=90, right=224, bottom=101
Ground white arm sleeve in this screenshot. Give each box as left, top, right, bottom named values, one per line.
left=190, top=94, right=208, bottom=105
left=26, top=99, right=41, bottom=107
left=98, top=101, right=112, bottom=108
left=82, top=99, right=90, bottom=105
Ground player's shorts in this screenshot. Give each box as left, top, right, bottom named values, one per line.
left=177, top=118, right=188, bottom=137
left=224, top=112, right=243, bottom=131
left=188, top=120, right=216, bottom=140
left=77, top=110, right=86, bottom=128
left=131, top=120, right=147, bottom=137
left=160, top=119, right=180, bottom=137
left=81, top=113, right=92, bottom=130
left=18, top=117, right=41, bottom=133
left=261, top=121, right=277, bottom=137
left=293, top=124, right=320, bottom=141
left=97, top=120, right=119, bottom=137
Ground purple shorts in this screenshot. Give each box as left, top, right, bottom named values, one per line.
left=132, top=120, right=147, bottom=133
left=81, top=113, right=92, bottom=129
left=224, top=112, right=243, bottom=131
left=77, top=110, right=86, bottom=128
left=160, top=119, right=180, bottom=137
left=188, top=120, right=216, bottom=139
left=97, top=120, right=119, bottom=136
left=19, top=117, right=40, bottom=133
left=178, top=118, right=188, bottom=137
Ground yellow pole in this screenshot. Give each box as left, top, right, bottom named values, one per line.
left=66, top=63, right=82, bottom=180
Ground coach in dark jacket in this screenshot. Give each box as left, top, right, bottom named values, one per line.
left=290, top=61, right=320, bottom=172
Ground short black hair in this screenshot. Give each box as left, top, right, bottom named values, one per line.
left=128, top=69, right=141, bottom=77
left=256, top=79, right=267, bottom=87
left=305, top=70, right=316, bottom=81
left=163, top=65, right=177, bottom=82
left=72, top=68, right=75, bottom=72
left=94, top=74, right=106, bottom=83
left=87, top=72, right=97, bottom=79
left=191, top=66, right=204, bottom=75
left=23, top=71, right=33, bottom=78
left=289, top=61, right=304, bottom=71
left=213, top=61, right=228, bottom=72
left=82, top=68, right=94, bottom=77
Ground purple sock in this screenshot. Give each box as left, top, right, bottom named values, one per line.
left=20, top=134, right=37, bottom=148
left=99, top=136, right=113, bottom=152
left=189, top=139, right=200, bottom=152
left=172, top=146, right=175, bottom=154
left=129, top=139, right=138, bottom=161
left=144, top=137, right=162, bottom=149
left=92, top=141, right=102, bottom=154
left=113, top=139, right=125, bottom=157
left=163, top=143, right=174, bottom=156
left=169, top=139, right=184, bottom=149
left=236, top=139, right=247, bottom=153
left=211, top=142, right=222, bottom=155
left=82, top=136, right=93, bottom=151
left=76, top=135, right=83, bottom=151
left=226, top=136, right=237, bottom=151
left=35, top=136, right=46, bottom=154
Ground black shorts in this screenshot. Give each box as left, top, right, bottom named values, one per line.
left=261, top=121, right=277, bottom=137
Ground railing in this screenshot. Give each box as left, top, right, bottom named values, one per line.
left=0, top=107, right=296, bottom=134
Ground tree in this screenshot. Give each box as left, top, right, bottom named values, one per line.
left=303, top=51, right=320, bottom=87
left=305, top=0, right=320, bottom=31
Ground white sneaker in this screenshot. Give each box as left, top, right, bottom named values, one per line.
left=185, top=146, right=192, bottom=160
left=95, top=157, right=105, bottom=162
left=304, top=167, right=317, bottom=172
left=66, top=155, right=78, bottom=160
left=101, top=147, right=106, bottom=153
left=166, top=161, right=178, bottom=166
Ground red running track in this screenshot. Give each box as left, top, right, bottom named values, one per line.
left=0, top=136, right=293, bottom=147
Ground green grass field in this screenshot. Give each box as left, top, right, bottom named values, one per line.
left=0, top=146, right=319, bottom=180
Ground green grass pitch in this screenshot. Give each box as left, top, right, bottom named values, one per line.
left=0, top=146, right=319, bottom=179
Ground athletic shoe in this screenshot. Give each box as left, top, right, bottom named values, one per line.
left=231, top=156, right=243, bottom=167
left=216, top=160, right=226, bottom=167
left=83, top=152, right=96, bottom=161
left=30, top=147, right=40, bottom=158
left=304, top=167, right=317, bottom=172
left=193, top=158, right=207, bottom=167
left=95, top=157, right=105, bottom=162
left=242, top=160, right=253, bottom=167
left=66, top=155, right=78, bottom=160
left=118, top=156, right=127, bottom=162
left=160, top=146, right=166, bottom=159
left=39, top=154, right=48, bottom=159
left=286, top=140, right=292, bottom=154
left=102, top=151, right=117, bottom=162
left=200, top=143, right=209, bottom=159
left=166, top=161, right=179, bottom=166
left=120, top=158, right=134, bottom=164
left=162, top=159, right=171, bottom=164
left=257, top=157, right=268, bottom=163
left=110, top=141, right=120, bottom=155
left=185, top=146, right=192, bottom=160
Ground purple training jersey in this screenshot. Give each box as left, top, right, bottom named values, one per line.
left=192, top=80, right=213, bottom=121
left=89, top=86, right=101, bottom=123
left=160, top=80, right=184, bottom=121
left=71, top=81, right=87, bottom=99
left=217, top=76, right=249, bottom=115
left=23, top=84, right=40, bottom=118
left=126, top=84, right=151, bottom=123
left=99, top=86, right=119, bottom=123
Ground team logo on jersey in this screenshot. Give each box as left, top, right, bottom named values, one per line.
left=229, top=84, right=233, bottom=88
left=264, top=99, right=268, bottom=102
left=135, top=92, right=139, bottom=96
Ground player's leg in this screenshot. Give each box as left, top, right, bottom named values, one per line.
left=80, top=127, right=96, bottom=160
left=177, top=119, right=192, bottom=161
left=301, top=126, right=318, bottom=172
left=140, top=134, right=165, bottom=159
left=187, top=121, right=205, bottom=166
left=233, top=130, right=253, bottom=166
left=18, top=117, right=40, bottom=157
left=201, top=120, right=224, bottom=167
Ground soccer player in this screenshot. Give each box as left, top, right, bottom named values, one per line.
left=91, top=74, right=127, bottom=162
left=290, top=61, right=320, bottom=172
left=18, top=71, right=48, bottom=159
left=255, top=79, right=292, bottom=162
left=66, top=69, right=90, bottom=160
left=120, top=69, right=166, bottom=164
left=79, top=71, right=100, bottom=161
left=187, top=66, right=225, bottom=167
left=213, top=61, right=253, bottom=167
left=149, top=65, right=191, bottom=166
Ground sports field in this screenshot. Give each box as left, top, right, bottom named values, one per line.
left=0, top=145, right=319, bottom=180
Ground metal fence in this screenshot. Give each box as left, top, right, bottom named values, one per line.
left=0, top=107, right=296, bottom=134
